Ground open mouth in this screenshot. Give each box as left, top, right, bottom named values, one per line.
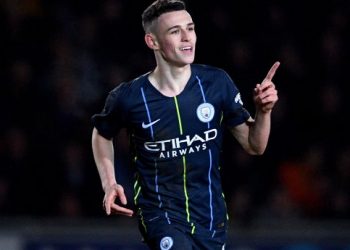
left=180, top=46, right=192, bottom=51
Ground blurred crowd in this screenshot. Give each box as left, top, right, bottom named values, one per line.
left=0, top=0, right=349, bottom=225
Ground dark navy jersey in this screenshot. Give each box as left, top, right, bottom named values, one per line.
left=92, top=64, right=250, bottom=233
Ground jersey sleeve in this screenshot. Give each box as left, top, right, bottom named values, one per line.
left=221, top=71, right=251, bottom=127
left=91, top=84, right=127, bottom=140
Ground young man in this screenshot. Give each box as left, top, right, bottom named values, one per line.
left=91, top=0, right=279, bottom=249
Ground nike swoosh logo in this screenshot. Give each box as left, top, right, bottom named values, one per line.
left=142, top=119, right=160, bottom=129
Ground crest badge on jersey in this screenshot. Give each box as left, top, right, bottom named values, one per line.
left=197, top=102, right=215, bottom=123
left=160, top=236, right=173, bottom=250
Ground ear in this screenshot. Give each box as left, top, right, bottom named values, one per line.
left=144, top=33, right=159, bottom=50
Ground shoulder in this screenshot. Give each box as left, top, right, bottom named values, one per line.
left=103, top=72, right=150, bottom=109
left=191, top=64, right=235, bottom=88
left=191, top=64, right=231, bottom=80
left=109, top=72, right=150, bottom=97
left=191, top=63, right=226, bottom=74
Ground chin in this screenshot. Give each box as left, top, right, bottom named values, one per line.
left=183, top=56, right=195, bottom=64
left=179, top=60, right=194, bottom=67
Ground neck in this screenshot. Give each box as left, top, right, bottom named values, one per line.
left=149, top=64, right=192, bottom=97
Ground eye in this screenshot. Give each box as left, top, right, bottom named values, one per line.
left=170, top=29, right=180, bottom=34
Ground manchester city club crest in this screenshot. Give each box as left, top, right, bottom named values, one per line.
left=196, top=102, right=215, bottom=123
left=160, top=236, right=174, bottom=250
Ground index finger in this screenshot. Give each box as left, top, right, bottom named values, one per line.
left=265, top=61, right=280, bottom=81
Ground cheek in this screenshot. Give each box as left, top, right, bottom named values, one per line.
left=162, top=42, right=175, bottom=54
left=159, top=39, right=176, bottom=54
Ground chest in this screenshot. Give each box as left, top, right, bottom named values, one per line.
left=127, top=83, right=222, bottom=142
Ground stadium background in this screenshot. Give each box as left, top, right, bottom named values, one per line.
left=0, top=0, right=349, bottom=249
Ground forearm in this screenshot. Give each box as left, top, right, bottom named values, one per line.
left=247, top=61, right=279, bottom=154
left=248, top=110, right=271, bottom=155
left=92, top=128, right=117, bottom=191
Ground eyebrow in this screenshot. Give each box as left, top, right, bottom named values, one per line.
left=167, top=22, right=195, bottom=32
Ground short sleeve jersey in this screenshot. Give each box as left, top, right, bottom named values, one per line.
left=92, top=64, right=250, bottom=232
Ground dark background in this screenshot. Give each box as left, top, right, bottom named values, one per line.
left=0, top=0, right=349, bottom=228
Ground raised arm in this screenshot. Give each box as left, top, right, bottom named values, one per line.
left=91, top=128, right=133, bottom=216
left=230, top=61, right=280, bottom=155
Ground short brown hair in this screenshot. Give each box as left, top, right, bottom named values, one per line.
left=142, top=0, right=186, bottom=32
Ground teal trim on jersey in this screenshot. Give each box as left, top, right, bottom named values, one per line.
left=133, top=175, right=138, bottom=189
left=134, top=174, right=141, bottom=205
left=141, top=88, right=171, bottom=224
left=154, top=160, right=164, bottom=210
left=139, top=208, right=147, bottom=233
left=134, top=186, right=141, bottom=205
left=191, top=222, right=196, bottom=234
left=173, top=96, right=183, bottom=134
left=173, top=96, right=191, bottom=223
left=196, top=75, right=215, bottom=231
left=222, top=192, right=229, bottom=220
left=182, top=156, right=190, bottom=222
left=141, top=87, right=155, bottom=139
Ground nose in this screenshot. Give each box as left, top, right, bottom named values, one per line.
left=181, top=30, right=190, bottom=42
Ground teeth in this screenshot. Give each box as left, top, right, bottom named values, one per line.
left=180, top=47, right=191, bottom=51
